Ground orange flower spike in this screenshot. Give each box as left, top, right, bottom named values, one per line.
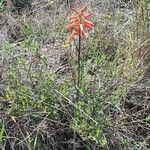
left=64, top=5, right=94, bottom=46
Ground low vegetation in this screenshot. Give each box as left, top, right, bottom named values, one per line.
left=0, top=0, right=149, bottom=149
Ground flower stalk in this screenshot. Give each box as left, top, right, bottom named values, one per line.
left=64, top=5, right=94, bottom=150
left=64, top=5, right=94, bottom=101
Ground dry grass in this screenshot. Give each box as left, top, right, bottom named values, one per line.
left=0, top=0, right=150, bottom=149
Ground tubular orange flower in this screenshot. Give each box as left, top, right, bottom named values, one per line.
left=66, top=30, right=78, bottom=44
left=64, top=5, right=94, bottom=46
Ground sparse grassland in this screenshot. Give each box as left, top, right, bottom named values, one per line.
left=0, top=0, right=150, bottom=149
